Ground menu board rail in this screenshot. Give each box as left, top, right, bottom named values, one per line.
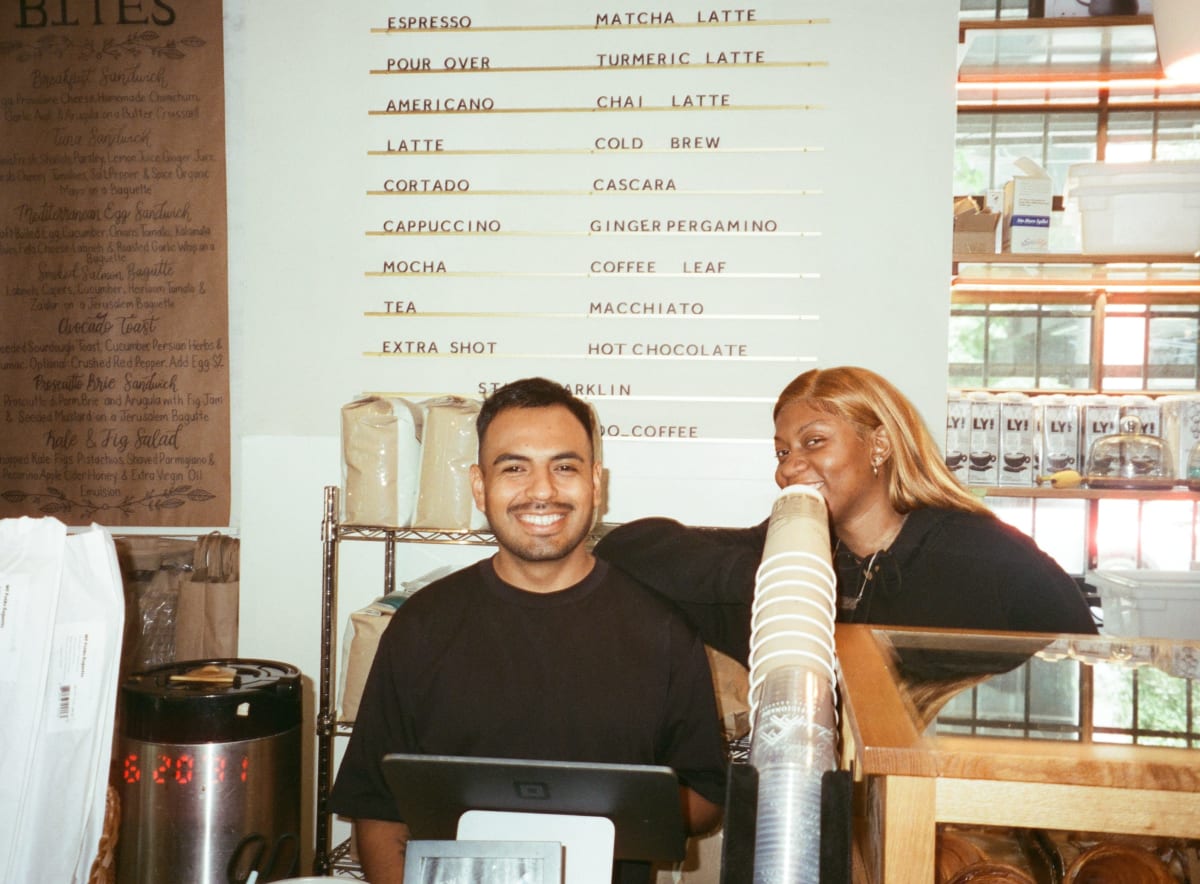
left=354, top=3, right=834, bottom=443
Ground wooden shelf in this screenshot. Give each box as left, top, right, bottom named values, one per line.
left=959, top=14, right=1153, bottom=41
left=952, top=290, right=1200, bottom=308
left=950, top=253, right=1200, bottom=300
left=978, top=485, right=1200, bottom=501
left=957, top=17, right=1163, bottom=84
left=954, top=253, right=1200, bottom=265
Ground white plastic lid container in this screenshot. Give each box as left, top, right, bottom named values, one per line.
left=1065, top=160, right=1200, bottom=254
left=1088, top=569, right=1200, bottom=640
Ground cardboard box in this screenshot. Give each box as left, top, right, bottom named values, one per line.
left=953, top=210, right=1000, bottom=255
left=1003, top=165, right=1053, bottom=253
left=1089, top=569, right=1200, bottom=640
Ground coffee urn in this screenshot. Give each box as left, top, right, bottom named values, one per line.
left=116, top=659, right=302, bottom=883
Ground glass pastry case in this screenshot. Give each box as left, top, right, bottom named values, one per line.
left=835, top=625, right=1200, bottom=883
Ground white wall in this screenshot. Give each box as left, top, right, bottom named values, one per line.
left=223, top=0, right=958, bottom=866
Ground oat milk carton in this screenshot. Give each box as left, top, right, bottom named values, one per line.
left=967, top=391, right=1000, bottom=485
left=945, top=391, right=972, bottom=482
left=1159, top=394, right=1200, bottom=481
left=1036, top=394, right=1082, bottom=475
left=1118, top=394, right=1161, bottom=440
left=998, top=392, right=1036, bottom=485
left=1081, top=395, right=1121, bottom=472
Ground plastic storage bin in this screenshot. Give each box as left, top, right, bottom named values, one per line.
left=1065, top=160, right=1200, bottom=254
left=1087, top=569, right=1200, bottom=639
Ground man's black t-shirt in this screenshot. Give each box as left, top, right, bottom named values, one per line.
left=330, top=557, right=727, bottom=841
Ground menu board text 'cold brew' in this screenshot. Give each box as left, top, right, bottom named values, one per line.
left=359, top=4, right=832, bottom=443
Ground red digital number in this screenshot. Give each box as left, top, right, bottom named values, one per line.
left=153, top=754, right=171, bottom=785
left=127, top=753, right=246, bottom=787
left=122, top=754, right=141, bottom=784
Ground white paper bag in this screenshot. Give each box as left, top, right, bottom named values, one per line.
left=342, top=396, right=424, bottom=527
left=2, top=521, right=125, bottom=884
left=0, top=517, right=67, bottom=882
left=413, top=397, right=483, bottom=531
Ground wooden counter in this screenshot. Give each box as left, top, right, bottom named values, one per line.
left=835, top=625, right=1200, bottom=883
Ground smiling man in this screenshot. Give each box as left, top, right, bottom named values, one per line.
left=470, top=385, right=600, bottom=591
left=329, top=377, right=727, bottom=884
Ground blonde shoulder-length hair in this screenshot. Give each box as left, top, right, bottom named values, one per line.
left=774, top=366, right=991, bottom=516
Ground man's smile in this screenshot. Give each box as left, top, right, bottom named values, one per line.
left=512, top=508, right=571, bottom=528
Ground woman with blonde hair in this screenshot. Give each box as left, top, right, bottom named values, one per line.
left=774, top=366, right=991, bottom=518
left=596, top=366, right=1096, bottom=665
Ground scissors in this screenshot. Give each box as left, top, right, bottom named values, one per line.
left=226, top=831, right=299, bottom=884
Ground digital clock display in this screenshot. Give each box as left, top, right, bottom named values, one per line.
left=122, top=752, right=250, bottom=786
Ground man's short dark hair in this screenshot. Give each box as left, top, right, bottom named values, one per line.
left=477, top=377, right=595, bottom=454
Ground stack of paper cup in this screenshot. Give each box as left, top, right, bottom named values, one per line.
left=760, top=482, right=834, bottom=573
left=749, top=666, right=838, bottom=768
left=748, top=484, right=838, bottom=884
left=749, top=484, right=837, bottom=726
left=749, top=667, right=838, bottom=884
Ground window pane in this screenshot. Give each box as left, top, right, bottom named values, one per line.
left=976, top=667, right=1026, bottom=723
left=957, top=107, right=1200, bottom=192
left=1141, top=500, right=1199, bottom=570
left=957, top=111, right=1102, bottom=194
left=949, top=305, right=1096, bottom=390
left=1028, top=656, right=1080, bottom=729
left=1039, top=315, right=1091, bottom=389
left=959, top=0, right=1029, bottom=21
left=1101, top=315, right=1147, bottom=390
left=1136, top=668, right=1191, bottom=748
left=1147, top=316, right=1199, bottom=391
left=988, top=314, right=1040, bottom=387
left=955, top=114, right=996, bottom=194
left=1105, top=111, right=1156, bottom=163
left=1092, top=664, right=1133, bottom=733
left=1043, top=113, right=1098, bottom=193
left=1154, top=111, right=1200, bottom=159
left=995, top=114, right=1050, bottom=186
left=949, top=315, right=986, bottom=388
left=1095, top=498, right=1141, bottom=570
left=1031, top=498, right=1089, bottom=575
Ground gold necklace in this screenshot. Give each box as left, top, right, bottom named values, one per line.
left=836, top=514, right=908, bottom=614
left=839, top=549, right=880, bottom=613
